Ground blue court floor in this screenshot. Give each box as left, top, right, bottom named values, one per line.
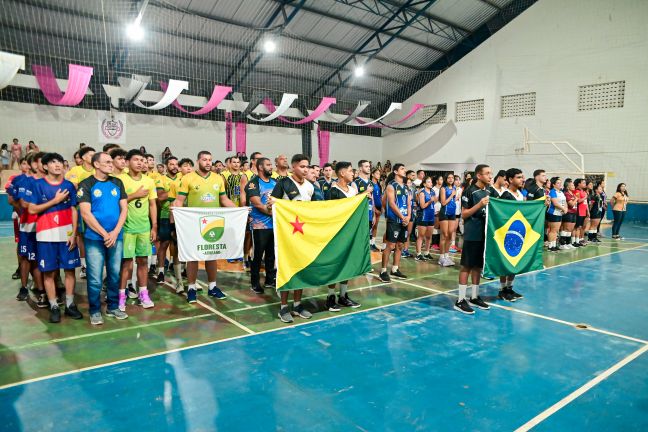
left=1, top=242, right=647, bottom=431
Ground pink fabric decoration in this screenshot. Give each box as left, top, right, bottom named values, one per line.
left=31, top=64, right=93, bottom=106
left=235, top=122, right=247, bottom=154
left=355, top=103, right=425, bottom=128
left=262, top=97, right=336, bottom=125
left=225, top=112, right=233, bottom=152
left=317, top=124, right=330, bottom=165
left=160, top=81, right=231, bottom=115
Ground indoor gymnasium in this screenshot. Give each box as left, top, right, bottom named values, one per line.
left=0, top=0, right=646, bottom=430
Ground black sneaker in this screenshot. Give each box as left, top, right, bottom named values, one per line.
left=424, top=253, right=434, bottom=260
left=390, top=269, right=407, bottom=280
left=338, top=293, right=361, bottom=308
left=264, top=279, right=276, bottom=289
left=181, top=268, right=187, bottom=278
left=572, top=243, right=582, bottom=248
left=127, top=284, right=138, bottom=299
left=454, top=299, right=475, bottom=315
left=49, top=305, right=61, bottom=323
left=509, top=288, right=523, bottom=300
left=251, top=284, right=264, bottom=295
left=498, top=289, right=516, bottom=302
left=12, top=267, right=20, bottom=280
left=415, top=254, right=425, bottom=261
left=379, top=271, right=391, bottom=282
left=16, top=287, right=29, bottom=301
left=64, top=303, right=83, bottom=320
left=35, top=292, right=49, bottom=308
left=326, top=294, right=341, bottom=312
left=468, top=296, right=490, bottom=310
left=148, top=264, right=156, bottom=276
left=156, top=272, right=165, bottom=284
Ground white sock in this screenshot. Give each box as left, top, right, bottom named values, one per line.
left=80, top=257, right=86, bottom=267
left=174, top=264, right=182, bottom=282
left=392, top=265, right=398, bottom=273
left=119, top=289, right=125, bottom=294
left=66, top=294, right=74, bottom=307
left=571, top=237, right=577, bottom=243
left=157, top=266, right=164, bottom=275
left=381, top=267, right=387, bottom=274
left=188, top=284, right=196, bottom=291
left=293, top=301, right=301, bottom=307
left=506, top=280, right=512, bottom=288
left=500, top=281, right=506, bottom=290
left=139, top=286, right=148, bottom=293
left=471, top=285, right=479, bottom=299
left=370, top=238, right=375, bottom=245
left=151, top=255, right=157, bottom=266
left=458, top=284, right=467, bottom=301
left=340, top=283, right=348, bottom=296
left=328, top=287, right=335, bottom=296
left=209, top=281, right=216, bottom=290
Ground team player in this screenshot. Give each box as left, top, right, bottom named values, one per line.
left=318, top=163, right=335, bottom=200
left=370, top=167, right=383, bottom=251
left=438, top=173, right=457, bottom=267
left=497, top=168, right=525, bottom=302
left=379, top=163, right=410, bottom=283
left=245, top=157, right=277, bottom=294
left=26, top=153, right=82, bottom=323
left=455, top=164, right=494, bottom=314
left=222, top=155, right=246, bottom=207
left=108, top=148, right=128, bottom=176
left=326, top=161, right=362, bottom=311
left=154, top=156, right=179, bottom=284
left=118, top=149, right=158, bottom=310
left=547, top=177, right=569, bottom=251
left=173, top=151, right=236, bottom=303
left=415, top=176, right=437, bottom=260
left=354, top=160, right=375, bottom=249
left=270, top=154, right=317, bottom=323
left=167, top=158, right=193, bottom=292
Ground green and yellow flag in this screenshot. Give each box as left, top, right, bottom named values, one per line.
left=273, top=194, right=371, bottom=291
left=483, top=198, right=545, bottom=278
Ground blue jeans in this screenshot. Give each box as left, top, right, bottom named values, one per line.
left=85, top=238, right=123, bottom=315
left=612, top=210, right=626, bottom=236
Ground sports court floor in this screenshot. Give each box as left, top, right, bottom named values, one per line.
left=0, top=222, right=646, bottom=431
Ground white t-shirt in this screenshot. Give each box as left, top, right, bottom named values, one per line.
left=454, top=187, right=463, bottom=215
left=506, top=189, right=525, bottom=201
left=432, top=186, right=441, bottom=213
left=331, top=182, right=358, bottom=198
left=283, top=177, right=314, bottom=202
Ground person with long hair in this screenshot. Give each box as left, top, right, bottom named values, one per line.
left=546, top=177, right=568, bottom=251
left=438, top=173, right=457, bottom=267
left=560, top=178, right=578, bottom=249
left=370, top=167, right=383, bottom=251
left=573, top=178, right=589, bottom=246
left=415, top=176, right=436, bottom=260
left=450, top=175, right=463, bottom=253
left=587, top=183, right=604, bottom=243
left=431, top=174, right=443, bottom=251
left=611, top=183, right=629, bottom=239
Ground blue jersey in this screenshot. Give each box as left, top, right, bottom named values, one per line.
left=385, top=181, right=409, bottom=223
left=548, top=189, right=566, bottom=216
left=419, top=188, right=436, bottom=222
left=24, top=178, right=77, bottom=242
left=372, top=181, right=382, bottom=210
left=245, top=176, right=277, bottom=229
left=440, top=186, right=457, bottom=216
left=354, top=177, right=373, bottom=223
left=77, top=176, right=127, bottom=241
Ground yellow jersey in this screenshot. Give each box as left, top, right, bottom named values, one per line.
left=65, top=165, right=95, bottom=188
left=118, top=173, right=157, bottom=233
left=177, top=171, right=225, bottom=207
left=156, top=174, right=179, bottom=219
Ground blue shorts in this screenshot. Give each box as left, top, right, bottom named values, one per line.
left=18, top=231, right=37, bottom=261
left=37, top=241, right=80, bottom=272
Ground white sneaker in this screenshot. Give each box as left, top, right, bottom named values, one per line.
left=139, top=290, right=155, bottom=308
left=175, top=282, right=185, bottom=295
left=442, top=257, right=454, bottom=267
left=559, top=244, right=569, bottom=250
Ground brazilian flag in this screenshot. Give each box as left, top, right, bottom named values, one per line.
left=483, top=198, right=545, bottom=278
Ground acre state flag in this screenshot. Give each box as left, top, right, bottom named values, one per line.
left=273, top=194, right=371, bottom=291
left=483, top=198, right=545, bottom=278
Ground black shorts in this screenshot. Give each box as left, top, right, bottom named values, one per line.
left=575, top=215, right=586, bottom=228
left=562, top=213, right=576, bottom=223
left=460, top=240, right=485, bottom=269
left=386, top=220, right=408, bottom=244
left=417, top=221, right=435, bottom=227
left=590, top=211, right=602, bottom=219
left=546, top=214, right=562, bottom=223
left=439, top=213, right=456, bottom=222
left=158, top=218, right=172, bottom=242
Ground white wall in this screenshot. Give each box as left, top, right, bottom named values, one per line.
left=0, top=101, right=382, bottom=165
left=383, top=0, right=648, bottom=199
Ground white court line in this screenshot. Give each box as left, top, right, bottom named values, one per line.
left=514, top=344, right=648, bottom=432
left=0, top=291, right=443, bottom=391
left=193, top=299, right=255, bottom=334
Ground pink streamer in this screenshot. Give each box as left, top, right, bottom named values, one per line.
left=355, top=104, right=425, bottom=128
left=31, top=64, right=93, bottom=106
left=235, top=122, right=246, bottom=154
left=160, top=81, right=231, bottom=115
left=262, top=97, right=336, bottom=125
left=317, top=124, right=330, bottom=165
left=225, top=112, right=233, bottom=152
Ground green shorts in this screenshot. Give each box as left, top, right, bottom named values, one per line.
left=123, top=232, right=152, bottom=259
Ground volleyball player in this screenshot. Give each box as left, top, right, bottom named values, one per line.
left=455, top=164, right=494, bottom=314
left=415, top=176, right=436, bottom=260
left=547, top=177, right=569, bottom=251
left=118, top=149, right=157, bottom=310
left=154, top=156, right=179, bottom=284
left=354, top=159, right=374, bottom=248
left=108, top=148, right=128, bottom=176
left=497, top=168, right=525, bottom=301
left=450, top=175, right=463, bottom=253
left=167, top=158, right=194, bottom=292
left=587, top=183, right=604, bottom=243
left=270, top=154, right=316, bottom=323
left=222, top=155, right=249, bottom=266
left=26, top=153, right=82, bottom=323
left=431, top=175, right=443, bottom=251
left=492, top=170, right=508, bottom=197
left=173, top=151, right=236, bottom=304
left=326, top=161, right=362, bottom=310
left=561, top=178, right=578, bottom=248
left=379, top=163, right=410, bottom=282
left=438, top=173, right=457, bottom=267
left=573, top=178, right=589, bottom=246
left=318, top=163, right=335, bottom=199
left=402, top=170, right=417, bottom=258
left=370, top=167, right=383, bottom=251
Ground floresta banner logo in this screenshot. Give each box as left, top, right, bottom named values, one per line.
left=197, top=214, right=227, bottom=255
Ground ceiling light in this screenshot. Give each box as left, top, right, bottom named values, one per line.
left=126, top=22, right=145, bottom=41
left=354, top=66, right=365, bottom=77
left=263, top=39, right=276, bottom=53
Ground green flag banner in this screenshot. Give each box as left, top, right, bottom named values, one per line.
left=483, top=198, right=545, bottom=278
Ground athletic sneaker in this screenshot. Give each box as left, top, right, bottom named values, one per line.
left=338, top=294, right=361, bottom=308
left=90, top=312, right=104, bottom=326
left=208, top=286, right=227, bottom=299
left=415, top=254, right=426, bottom=261
left=186, top=289, right=197, bottom=304
left=106, top=309, right=128, bottom=320
left=36, top=292, right=49, bottom=308
left=326, top=294, right=341, bottom=312
left=509, top=288, right=523, bottom=300
left=401, top=250, right=413, bottom=258
left=148, top=264, right=156, bottom=276
left=80, top=266, right=87, bottom=279
left=251, top=284, right=264, bottom=295
left=468, top=296, right=490, bottom=310
left=431, top=244, right=440, bottom=251
left=156, top=272, right=165, bottom=284
left=498, top=289, right=515, bottom=302
left=16, top=287, right=29, bottom=301
left=118, top=291, right=127, bottom=311
left=11, top=267, right=20, bottom=280
left=139, top=290, right=154, bottom=308
left=454, top=299, right=475, bottom=315
left=127, top=283, right=138, bottom=299
left=264, top=279, right=276, bottom=289
left=278, top=306, right=294, bottom=323
left=449, top=245, right=458, bottom=253
left=181, top=268, right=187, bottom=278
left=175, top=282, right=185, bottom=294
left=50, top=305, right=61, bottom=323
left=292, top=304, right=312, bottom=319
left=390, top=269, right=407, bottom=279
left=64, top=303, right=83, bottom=320
left=559, top=244, right=570, bottom=250
left=370, top=244, right=380, bottom=252
left=424, top=253, right=434, bottom=260
left=441, top=257, right=454, bottom=267
left=379, top=271, right=391, bottom=283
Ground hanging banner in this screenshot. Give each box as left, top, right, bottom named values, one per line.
left=235, top=121, right=247, bottom=154
left=172, top=207, right=248, bottom=262
left=225, top=111, right=233, bottom=152
left=133, top=79, right=188, bottom=110
left=32, top=64, right=93, bottom=106
left=348, top=102, right=401, bottom=126
left=249, top=93, right=298, bottom=122
left=160, top=81, right=231, bottom=115
left=317, top=124, right=330, bottom=165
left=97, top=111, right=127, bottom=145
left=0, top=51, right=25, bottom=90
